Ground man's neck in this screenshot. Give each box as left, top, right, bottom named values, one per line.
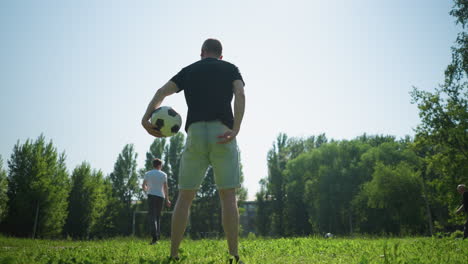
left=201, top=53, right=221, bottom=59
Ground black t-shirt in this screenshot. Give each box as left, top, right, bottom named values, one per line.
left=464, top=191, right=468, bottom=212
left=170, top=58, right=244, bottom=131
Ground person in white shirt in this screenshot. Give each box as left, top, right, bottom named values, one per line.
left=142, top=158, right=171, bottom=244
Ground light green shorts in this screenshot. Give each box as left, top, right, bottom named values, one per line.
left=178, top=121, right=240, bottom=190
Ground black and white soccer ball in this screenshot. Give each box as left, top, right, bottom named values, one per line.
left=324, top=233, right=334, bottom=239
left=150, top=106, right=182, bottom=137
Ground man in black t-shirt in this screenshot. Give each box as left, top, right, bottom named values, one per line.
left=141, top=39, right=245, bottom=263
left=455, top=184, right=468, bottom=239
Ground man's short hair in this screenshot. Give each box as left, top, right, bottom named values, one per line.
left=153, top=158, right=163, bottom=169
left=458, top=184, right=466, bottom=191
left=202, top=38, right=222, bottom=57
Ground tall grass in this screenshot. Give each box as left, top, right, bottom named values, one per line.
left=0, top=236, right=466, bottom=263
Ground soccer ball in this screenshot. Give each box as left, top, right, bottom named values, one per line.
left=324, top=233, right=334, bottom=239
left=150, top=106, right=182, bottom=137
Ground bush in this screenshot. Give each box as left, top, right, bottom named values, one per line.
left=450, top=230, right=464, bottom=239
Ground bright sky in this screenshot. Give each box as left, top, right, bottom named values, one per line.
left=0, top=0, right=459, bottom=200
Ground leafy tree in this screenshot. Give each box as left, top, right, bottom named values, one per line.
left=0, top=156, right=8, bottom=222
left=111, top=144, right=139, bottom=205
left=144, top=138, right=167, bottom=171
left=3, top=135, right=70, bottom=238
left=351, top=140, right=422, bottom=234
left=109, top=144, right=139, bottom=235
left=283, top=156, right=311, bottom=236
left=286, top=140, right=370, bottom=235
left=168, top=133, right=185, bottom=203
left=257, top=133, right=325, bottom=236
left=357, top=162, right=425, bottom=234
left=93, top=177, right=119, bottom=237
left=237, top=162, right=248, bottom=202
left=265, top=133, right=289, bottom=236
left=44, top=152, right=69, bottom=238
left=410, top=0, right=468, bottom=231
left=65, top=163, right=107, bottom=239
left=255, top=133, right=433, bottom=236
left=255, top=179, right=272, bottom=236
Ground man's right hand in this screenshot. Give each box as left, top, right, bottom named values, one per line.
left=142, top=120, right=164, bottom=138
left=141, top=81, right=179, bottom=138
left=217, top=129, right=238, bottom=144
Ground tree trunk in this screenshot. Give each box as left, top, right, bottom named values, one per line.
left=32, top=202, right=39, bottom=239
left=421, top=181, right=433, bottom=236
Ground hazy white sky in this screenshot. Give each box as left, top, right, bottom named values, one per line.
left=0, top=0, right=459, bottom=200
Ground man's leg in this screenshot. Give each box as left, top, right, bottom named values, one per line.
left=148, top=195, right=157, bottom=242
left=219, top=188, right=239, bottom=257
left=155, top=196, right=164, bottom=240
left=171, top=190, right=196, bottom=257
left=464, top=216, right=468, bottom=239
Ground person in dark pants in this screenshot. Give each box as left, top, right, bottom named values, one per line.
left=455, top=184, right=468, bottom=239
left=142, top=158, right=171, bottom=244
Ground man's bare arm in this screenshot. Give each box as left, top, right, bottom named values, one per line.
left=141, top=81, right=179, bottom=137
left=456, top=204, right=464, bottom=214
left=217, top=80, right=245, bottom=144
left=163, top=182, right=171, bottom=207
left=232, top=80, right=246, bottom=134
left=163, top=182, right=169, bottom=199
left=142, top=179, right=148, bottom=192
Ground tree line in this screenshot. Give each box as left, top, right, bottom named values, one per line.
left=255, top=0, right=468, bottom=237
left=0, top=133, right=247, bottom=239
left=0, top=0, right=466, bottom=240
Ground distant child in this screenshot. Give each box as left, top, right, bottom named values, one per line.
left=142, top=158, right=171, bottom=244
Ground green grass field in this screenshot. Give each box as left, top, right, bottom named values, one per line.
left=0, top=236, right=466, bottom=264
